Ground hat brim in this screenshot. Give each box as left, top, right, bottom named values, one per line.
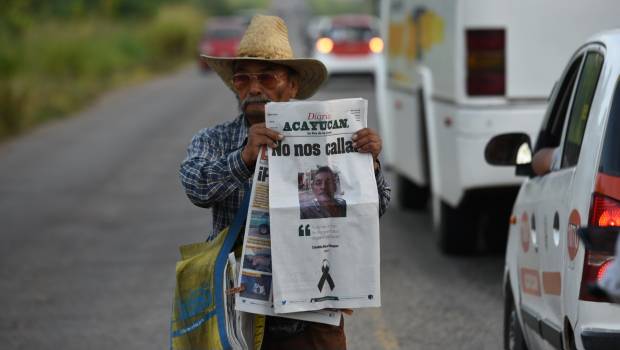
left=200, top=55, right=328, bottom=100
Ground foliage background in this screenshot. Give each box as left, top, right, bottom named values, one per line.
left=0, top=0, right=268, bottom=140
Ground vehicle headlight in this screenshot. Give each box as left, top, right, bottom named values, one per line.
left=316, top=37, right=334, bottom=54
left=369, top=37, right=384, bottom=53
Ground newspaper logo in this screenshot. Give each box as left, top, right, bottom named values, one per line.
left=317, top=259, right=335, bottom=292
left=307, top=112, right=332, bottom=120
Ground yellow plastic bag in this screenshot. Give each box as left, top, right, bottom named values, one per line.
left=171, top=187, right=262, bottom=350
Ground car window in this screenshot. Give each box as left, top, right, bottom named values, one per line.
left=326, top=26, right=375, bottom=42
left=599, top=77, right=620, bottom=176
left=534, top=55, right=583, bottom=152
left=561, top=51, right=604, bottom=168
left=206, top=28, right=243, bottom=39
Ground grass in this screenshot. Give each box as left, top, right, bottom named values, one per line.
left=0, top=4, right=204, bottom=140
left=309, top=0, right=375, bottom=16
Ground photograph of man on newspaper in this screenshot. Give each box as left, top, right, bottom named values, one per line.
left=248, top=211, right=270, bottom=239
left=243, top=246, right=272, bottom=273
left=299, top=166, right=347, bottom=219
left=240, top=272, right=272, bottom=301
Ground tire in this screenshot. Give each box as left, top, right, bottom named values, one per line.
left=437, top=201, right=477, bottom=254
left=563, top=319, right=577, bottom=350
left=397, top=175, right=429, bottom=210
left=504, top=289, right=528, bottom=350
left=482, top=187, right=519, bottom=253
left=483, top=206, right=511, bottom=253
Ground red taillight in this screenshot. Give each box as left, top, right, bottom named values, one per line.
left=580, top=191, right=620, bottom=301
left=597, top=259, right=613, bottom=281
left=591, top=195, right=620, bottom=227
left=466, top=29, right=505, bottom=96
left=581, top=251, right=614, bottom=301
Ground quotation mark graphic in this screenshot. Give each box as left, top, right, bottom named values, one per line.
left=298, top=224, right=311, bottom=237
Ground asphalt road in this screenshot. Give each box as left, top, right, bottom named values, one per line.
left=0, top=2, right=504, bottom=350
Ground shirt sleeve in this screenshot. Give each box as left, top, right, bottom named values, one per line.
left=600, top=235, right=620, bottom=300
left=550, top=147, right=562, bottom=171
left=179, top=129, right=253, bottom=208
left=374, top=164, right=391, bottom=217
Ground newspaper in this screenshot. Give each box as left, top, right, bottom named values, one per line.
left=223, top=253, right=249, bottom=349
left=266, top=98, right=381, bottom=313
left=234, top=146, right=342, bottom=326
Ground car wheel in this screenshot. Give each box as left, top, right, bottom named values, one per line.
left=397, top=175, right=429, bottom=210
left=437, top=201, right=477, bottom=254
left=504, top=290, right=528, bottom=350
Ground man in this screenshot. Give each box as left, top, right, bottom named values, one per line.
left=301, top=166, right=347, bottom=219
left=179, top=15, right=391, bottom=350
left=257, top=223, right=270, bottom=236
left=245, top=251, right=272, bottom=272
left=531, top=147, right=559, bottom=176
left=253, top=278, right=267, bottom=296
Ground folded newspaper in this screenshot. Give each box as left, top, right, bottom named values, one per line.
left=234, top=145, right=342, bottom=326
left=223, top=252, right=250, bottom=349
left=267, top=98, right=381, bottom=313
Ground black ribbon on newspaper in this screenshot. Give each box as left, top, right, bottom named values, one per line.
left=317, top=259, right=335, bottom=292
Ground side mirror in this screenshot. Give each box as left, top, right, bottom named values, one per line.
left=485, top=133, right=535, bottom=177
left=485, top=133, right=533, bottom=165
left=515, top=163, right=535, bottom=177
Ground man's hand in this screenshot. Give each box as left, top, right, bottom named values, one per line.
left=241, top=123, right=283, bottom=168
left=352, top=128, right=382, bottom=170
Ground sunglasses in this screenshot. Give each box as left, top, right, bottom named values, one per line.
left=231, top=72, right=285, bottom=90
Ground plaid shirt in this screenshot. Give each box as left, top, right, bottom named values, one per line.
left=180, top=114, right=391, bottom=240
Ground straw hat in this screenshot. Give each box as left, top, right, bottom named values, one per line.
left=201, top=15, right=327, bottom=99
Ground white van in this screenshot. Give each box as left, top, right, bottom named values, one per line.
left=376, top=0, right=619, bottom=253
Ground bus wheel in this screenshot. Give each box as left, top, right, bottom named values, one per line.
left=397, top=175, right=429, bottom=210
left=437, top=201, right=477, bottom=254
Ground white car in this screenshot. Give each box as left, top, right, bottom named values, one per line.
left=485, top=30, right=620, bottom=349
left=311, top=15, right=383, bottom=76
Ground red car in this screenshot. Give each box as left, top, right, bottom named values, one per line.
left=312, top=15, right=383, bottom=75
left=198, top=17, right=246, bottom=72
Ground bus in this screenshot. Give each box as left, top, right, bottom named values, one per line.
left=376, top=0, right=619, bottom=253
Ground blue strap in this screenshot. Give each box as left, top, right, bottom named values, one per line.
left=214, top=183, right=251, bottom=349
